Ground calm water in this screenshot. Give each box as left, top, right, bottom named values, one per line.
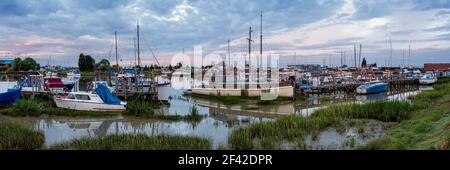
left=0, top=79, right=433, bottom=149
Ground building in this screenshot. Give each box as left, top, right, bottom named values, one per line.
left=424, top=63, right=450, bottom=77
left=0, top=59, right=14, bottom=72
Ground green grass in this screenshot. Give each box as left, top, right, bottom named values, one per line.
left=125, top=100, right=205, bottom=122
left=51, top=134, right=212, bottom=150
left=0, top=98, right=119, bottom=117
left=0, top=122, right=45, bottom=150
left=360, top=82, right=450, bottom=150
left=228, top=100, right=415, bottom=150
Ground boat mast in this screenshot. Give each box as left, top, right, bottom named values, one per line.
left=408, top=44, right=411, bottom=67
left=228, top=40, right=231, bottom=67
left=359, top=44, right=362, bottom=68
left=246, top=26, right=253, bottom=89
left=258, top=12, right=262, bottom=88
left=115, top=31, right=119, bottom=72
left=137, top=19, right=141, bottom=67
left=354, top=44, right=357, bottom=68
left=390, top=36, right=392, bottom=67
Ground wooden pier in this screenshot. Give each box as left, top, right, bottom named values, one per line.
left=297, top=79, right=420, bottom=95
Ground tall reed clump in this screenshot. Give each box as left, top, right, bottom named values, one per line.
left=0, top=122, right=45, bottom=150
left=124, top=100, right=155, bottom=116
left=51, top=134, right=211, bottom=150
left=184, top=105, right=204, bottom=122
left=311, top=100, right=415, bottom=122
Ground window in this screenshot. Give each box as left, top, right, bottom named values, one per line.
left=75, top=94, right=90, bottom=100
left=68, top=94, right=76, bottom=99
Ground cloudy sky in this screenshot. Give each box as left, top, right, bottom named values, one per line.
left=0, top=0, right=450, bottom=67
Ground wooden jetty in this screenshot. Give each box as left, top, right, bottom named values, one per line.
left=297, top=78, right=420, bottom=95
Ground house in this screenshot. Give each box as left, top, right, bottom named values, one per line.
left=424, top=63, right=450, bottom=77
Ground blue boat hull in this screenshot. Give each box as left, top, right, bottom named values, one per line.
left=0, top=88, right=21, bottom=106
left=357, top=83, right=388, bottom=94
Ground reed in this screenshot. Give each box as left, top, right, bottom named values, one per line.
left=124, top=99, right=156, bottom=116
left=0, top=122, right=44, bottom=150
left=51, top=134, right=212, bottom=150
left=311, top=100, right=414, bottom=122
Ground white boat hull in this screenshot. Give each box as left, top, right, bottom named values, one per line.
left=54, top=97, right=126, bottom=112
left=419, top=79, right=437, bottom=85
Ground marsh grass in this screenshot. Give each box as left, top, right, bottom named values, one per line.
left=311, top=100, right=414, bottom=122
left=51, top=134, right=212, bottom=150
left=0, top=98, right=118, bottom=117
left=360, top=81, right=450, bottom=150
left=0, top=122, right=44, bottom=150
left=229, top=100, right=415, bottom=150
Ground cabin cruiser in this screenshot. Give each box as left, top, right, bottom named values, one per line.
left=356, top=81, right=388, bottom=94
left=419, top=73, right=437, bottom=85
left=54, top=84, right=126, bottom=112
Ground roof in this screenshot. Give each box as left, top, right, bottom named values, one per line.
left=0, top=59, right=14, bottom=65
left=424, top=63, right=450, bottom=71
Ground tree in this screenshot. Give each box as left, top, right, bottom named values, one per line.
left=78, top=53, right=95, bottom=72
left=12, top=57, right=39, bottom=71
left=95, top=59, right=110, bottom=72
left=361, top=57, right=367, bottom=68
left=13, top=58, right=22, bottom=71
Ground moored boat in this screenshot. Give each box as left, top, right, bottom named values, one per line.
left=53, top=84, right=126, bottom=112
left=0, top=81, right=21, bottom=106
left=419, top=73, right=437, bottom=85
left=356, top=81, right=388, bottom=94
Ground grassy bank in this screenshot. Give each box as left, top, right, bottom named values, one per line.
left=51, top=134, right=211, bottom=150
left=125, top=100, right=205, bottom=122
left=229, top=100, right=415, bottom=150
left=0, top=122, right=45, bottom=150
left=0, top=98, right=119, bottom=117
left=361, top=82, right=450, bottom=150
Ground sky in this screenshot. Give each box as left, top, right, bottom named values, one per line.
left=0, top=0, right=450, bottom=67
